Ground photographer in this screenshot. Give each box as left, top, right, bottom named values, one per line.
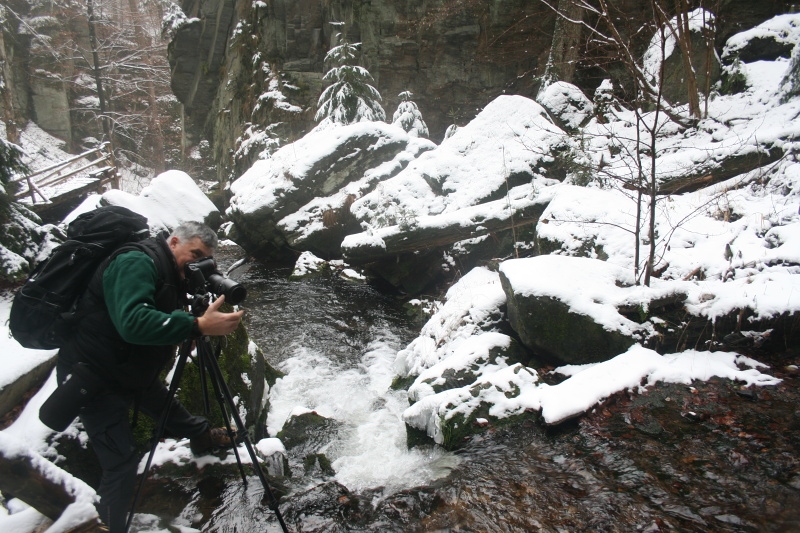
left=54, top=221, right=243, bottom=533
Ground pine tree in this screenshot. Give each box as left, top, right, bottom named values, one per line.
left=392, top=91, right=429, bottom=138
left=0, top=139, right=26, bottom=225
left=315, top=28, right=385, bottom=125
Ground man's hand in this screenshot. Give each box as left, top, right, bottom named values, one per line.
left=196, top=295, right=244, bottom=336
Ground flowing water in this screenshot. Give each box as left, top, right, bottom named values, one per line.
left=134, top=254, right=800, bottom=533
left=239, top=261, right=459, bottom=495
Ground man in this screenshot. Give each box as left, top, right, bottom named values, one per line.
left=56, top=221, right=244, bottom=533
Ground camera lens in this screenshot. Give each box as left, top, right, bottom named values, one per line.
left=208, top=273, right=247, bottom=305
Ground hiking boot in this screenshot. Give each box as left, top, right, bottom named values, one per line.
left=190, top=427, right=239, bottom=455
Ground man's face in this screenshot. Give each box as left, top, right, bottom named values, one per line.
left=169, top=236, right=213, bottom=276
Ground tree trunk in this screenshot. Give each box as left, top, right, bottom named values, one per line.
left=0, top=447, right=103, bottom=532
left=537, top=0, right=584, bottom=96
left=0, top=24, right=19, bottom=144
left=86, top=0, right=112, bottom=144
left=670, top=0, right=701, bottom=119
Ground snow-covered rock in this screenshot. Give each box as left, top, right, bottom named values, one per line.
left=227, top=122, right=423, bottom=259
left=537, top=81, right=594, bottom=132
left=76, top=170, right=220, bottom=232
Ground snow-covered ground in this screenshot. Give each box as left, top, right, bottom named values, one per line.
left=392, top=14, right=800, bottom=439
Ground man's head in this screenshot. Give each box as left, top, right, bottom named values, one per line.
left=168, top=221, right=218, bottom=273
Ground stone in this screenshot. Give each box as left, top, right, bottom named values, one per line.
left=499, top=256, right=645, bottom=365
left=227, top=122, right=414, bottom=260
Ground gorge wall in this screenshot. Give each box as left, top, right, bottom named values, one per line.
left=2, top=1, right=790, bottom=182
left=169, top=0, right=792, bottom=183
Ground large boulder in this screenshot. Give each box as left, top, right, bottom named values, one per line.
left=227, top=122, right=423, bottom=260
left=337, top=95, right=564, bottom=292
left=394, top=267, right=541, bottom=449
left=70, top=170, right=221, bottom=232
left=499, top=256, right=654, bottom=365
left=721, top=13, right=800, bottom=95
left=643, top=8, right=720, bottom=108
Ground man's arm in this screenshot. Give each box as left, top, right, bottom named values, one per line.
left=103, top=251, right=194, bottom=345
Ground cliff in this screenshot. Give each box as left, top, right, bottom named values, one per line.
left=167, top=0, right=789, bottom=183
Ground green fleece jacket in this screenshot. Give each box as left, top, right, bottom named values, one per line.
left=102, top=250, right=194, bottom=345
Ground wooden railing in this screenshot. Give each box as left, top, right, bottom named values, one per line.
left=12, top=142, right=120, bottom=204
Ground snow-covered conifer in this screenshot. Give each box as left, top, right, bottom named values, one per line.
left=315, top=28, right=386, bottom=125
left=0, top=139, right=25, bottom=223
left=392, top=91, right=429, bottom=138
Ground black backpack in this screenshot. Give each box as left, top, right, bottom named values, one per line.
left=9, top=205, right=150, bottom=350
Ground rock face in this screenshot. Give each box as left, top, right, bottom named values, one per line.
left=171, top=0, right=553, bottom=181
left=166, top=0, right=789, bottom=183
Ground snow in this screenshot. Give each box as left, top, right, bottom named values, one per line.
left=394, top=13, right=800, bottom=442
left=537, top=81, right=594, bottom=130
left=64, top=170, right=219, bottom=232
left=229, top=121, right=412, bottom=217
left=349, top=95, right=562, bottom=224
left=3, top=10, right=800, bottom=532
left=537, top=346, right=780, bottom=424
left=643, top=8, right=715, bottom=83
left=723, top=13, right=800, bottom=59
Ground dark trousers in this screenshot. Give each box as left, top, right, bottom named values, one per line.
left=61, top=366, right=208, bottom=533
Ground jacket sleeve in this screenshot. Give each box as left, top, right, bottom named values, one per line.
left=102, top=250, right=194, bottom=345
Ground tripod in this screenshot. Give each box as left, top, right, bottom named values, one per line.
left=125, top=295, right=289, bottom=533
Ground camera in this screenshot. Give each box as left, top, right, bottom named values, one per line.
left=185, top=257, right=247, bottom=305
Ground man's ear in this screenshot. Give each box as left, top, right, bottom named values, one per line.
left=168, top=235, right=179, bottom=248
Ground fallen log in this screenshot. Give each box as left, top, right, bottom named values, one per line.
left=0, top=433, right=103, bottom=532
left=658, top=146, right=783, bottom=195
left=342, top=194, right=551, bottom=264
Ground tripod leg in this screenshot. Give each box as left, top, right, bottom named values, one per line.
left=197, top=339, right=248, bottom=485
left=198, top=348, right=211, bottom=416
left=196, top=336, right=290, bottom=533
left=124, top=341, right=193, bottom=533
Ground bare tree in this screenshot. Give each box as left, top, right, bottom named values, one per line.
left=7, top=0, right=176, bottom=174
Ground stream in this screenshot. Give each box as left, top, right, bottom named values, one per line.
left=133, top=254, right=800, bottom=533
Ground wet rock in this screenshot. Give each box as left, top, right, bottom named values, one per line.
left=282, top=481, right=373, bottom=532
left=303, top=453, right=335, bottom=477
left=289, top=251, right=332, bottom=280
left=177, top=317, right=283, bottom=442
left=255, top=438, right=290, bottom=478
left=277, top=411, right=342, bottom=455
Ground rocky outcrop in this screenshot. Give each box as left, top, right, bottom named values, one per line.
left=168, top=0, right=238, bottom=143
left=165, top=0, right=790, bottom=183
left=227, top=122, right=423, bottom=260
left=499, top=256, right=648, bottom=365
left=226, top=95, right=564, bottom=288
left=172, top=0, right=554, bottom=181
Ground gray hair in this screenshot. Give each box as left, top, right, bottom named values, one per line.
left=170, top=221, right=218, bottom=251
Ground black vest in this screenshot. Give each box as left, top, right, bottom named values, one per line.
left=59, top=237, right=185, bottom=390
